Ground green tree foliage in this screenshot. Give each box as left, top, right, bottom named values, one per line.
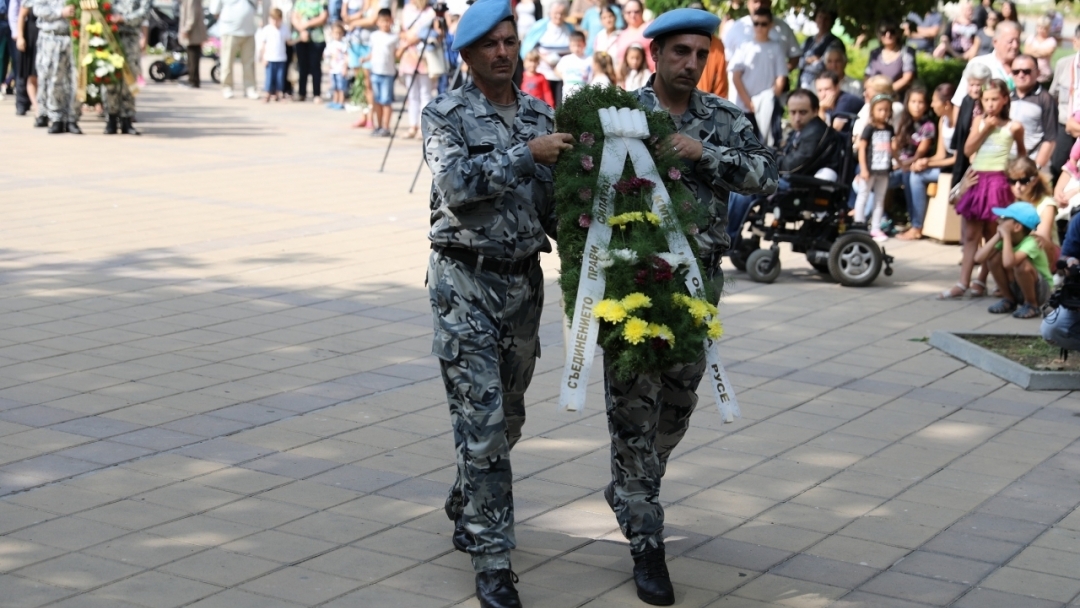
left=659, top=0, right=941, bottom=38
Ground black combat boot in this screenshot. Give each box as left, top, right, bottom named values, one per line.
left=34, top=115, right=48, bottom=127
left=120, top=117, right=140, bottom=135
left=47, top=121, right=65, bottom=134
left=105, top=115, right=118, bottom=134
left=475, top=569, right=521, bottom=608
left=633, top=548, right=675, bottom=606
left=65, top=122, right=83, bottom=135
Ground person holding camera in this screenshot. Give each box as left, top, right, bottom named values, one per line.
left=422, top=1, right=574, bottom=606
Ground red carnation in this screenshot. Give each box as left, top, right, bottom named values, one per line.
left=650, top=337, right=670, bottom=351
left=70, top=19, right=79, bottom=27
left=102, top=2, right=111, bottom=10
left=652, top=257, right=673, bottom=282
left=111, top=23, right=118, bottom=31
left=71, top=29, right=79, bottom=37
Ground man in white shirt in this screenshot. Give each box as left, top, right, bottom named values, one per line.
left=730, top=8, right=787, bottom=146
left=211, top=0, right=259, bottom=99
left=952, top=20, right=1020, bottom=106
left=722, top=0, right=799, bottom=68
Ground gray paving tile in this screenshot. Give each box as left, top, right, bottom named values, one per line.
left=112, top=428, right=203, bottom=451
left=979, top=497, right=1075, bottom=526
left=952, top=587, right=1066, bottom=608
left=949, top=513, right=1049, bottom=545
left=56, top=441, right=155, bottom=465
left=889, top=551, right=995, bottom=585
left=686, top=537, right=792, bottom=571
left=254, top=392, right=340, bottom=413
left=176, top=439, right=275, bottom=465
left=859, top=571, right=969, bottom=605
left=241, top=453, right=340, bottom=479
left=0, top=455, right=101, bottom=483
left=0, top=406, right=84, bottom=427
left=159, top=415, right=254, bottom=438
left=210, top=404, right=291, bottom=425
left=376, top=477, right=451, bottom=508
left=770, top=554, right=879, bottom=589
left=921, top=531, right=1022, bottom=565
left=49, top=417, right=145, bottom=439
left=307, top=465, right=409, bottom=493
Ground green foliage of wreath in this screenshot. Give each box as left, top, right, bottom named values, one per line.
left=554, top=85, right=721, bottom=380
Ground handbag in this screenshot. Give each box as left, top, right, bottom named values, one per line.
left=423, top=42, right=447, bottom=78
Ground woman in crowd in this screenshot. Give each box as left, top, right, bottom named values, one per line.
left=398, top=0, right=440, bottom=138
left=291, top=0, right=328, bottom=102
left=343, top=0, right=376, bottom=127
left=521, top=0, right=575, bottom=102
left=902, top=84, right=957, bottom=240
left=951, top=63, right=991, bottom=180
left=866, top=18, right=916, bottom=98
left=934, top=0, right=978, bottom=60
left=611, top=0, right=650, bottom=70
left=974, top=9, right=998, bottom=56
left=1025, top=15, right=1057, bottom=84
left=580, top=0, right=622, bottom=53
left=1000, top=1, right=1020, bottom=26
left=591, top=6, right=621, bottom=57
left=797, top=8, right=841, bottom=90
left=516, top=0, right=539, bottom=40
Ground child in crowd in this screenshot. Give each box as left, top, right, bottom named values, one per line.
left=620, top=43, right=651, bottom=91
left=854, top=94, right=895, bottom=243
left=555, top=30, right=591, bottom=101
left=364, top=8, right=397, bottom=137
left=325, top=23, right=350, bottom=110
left=947, top=79, right=1026, bottom=299
left=895, top=85, right=936, bottom=236
left=522, top=49, right=555, bottom=107
left=590, top=51, right=616, bottom=86
left=257, top=8, right=289, bottom=102
left=976, top=202, right=1052, bottom=318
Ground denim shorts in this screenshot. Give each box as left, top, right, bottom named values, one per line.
left=371, top=73, right=394, bottom=106
left=331, top=74, right=349, bottom=93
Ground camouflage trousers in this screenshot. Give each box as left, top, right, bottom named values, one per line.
left=103, top=30, right=139, bottom=118
left=428, top=251, right=543, bottom=573
left=36, top=32, right=81, bottom=123
left=603, top=357, right=704, bottom=557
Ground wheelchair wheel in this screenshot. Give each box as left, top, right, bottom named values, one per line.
left=746, top=249, right=781, bottom=284
left=828, top=232, right=883, bottom=287
left=149, top=61, right=168, bottom=83
left=210, top=62, right=221, bottom=84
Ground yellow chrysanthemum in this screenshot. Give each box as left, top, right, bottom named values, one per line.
left=87, top=22, right=103, bottom=35
left=622, top=317, right=649, bottom=344
left=648, top=323, right=674, bottom=345
left=594, top=299, right=627, bottom=323
left=645, top=212, right=661, bottom=226
left=108, top=54, right=125, bottom=69
left=621, top=293, right=651, bottom=312
left=707, top=318, right=723, bottom=340
left=95, top=50, right=109, bottom=59
left=82, top=53, right=95, bottom=66
left=607, top=212, right=646, bottom=229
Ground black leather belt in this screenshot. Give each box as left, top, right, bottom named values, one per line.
left=433, top=245, right=538, bottom=275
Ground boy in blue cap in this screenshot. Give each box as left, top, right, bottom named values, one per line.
left=976, top=202, right=1052, bottom=318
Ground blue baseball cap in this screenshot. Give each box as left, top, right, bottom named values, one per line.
left=992, top=202, right=1040, bottom=230
left=451, top=0, right=513, bottom=51
left=643, top=8, right=720, bottom=40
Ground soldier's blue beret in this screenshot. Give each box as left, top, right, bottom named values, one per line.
left=451, top=0, right=513, bottom=51
left=643, top=8, right=720, bottom=39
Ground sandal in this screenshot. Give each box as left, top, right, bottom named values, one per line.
left=1012, top=303, right=1041, bottom=319
left=968, top=280, right=987, bottom=298
left=897, top=228, right=923, bottom=240
left=405, top=127, right=419, bottom=139
left=988, top=299, right=1018, bottom=314
left=937, top=283, right=968, bottom=300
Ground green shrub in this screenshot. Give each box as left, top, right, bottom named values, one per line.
left=844, top=46, right=964, bottom=95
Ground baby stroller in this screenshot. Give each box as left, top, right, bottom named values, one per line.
left=728, top=115, right=895, bottom=287
left=146, top=5, right=221, bottom=84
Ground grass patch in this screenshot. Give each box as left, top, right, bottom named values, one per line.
left=962, top=334, right=1080, bottom=372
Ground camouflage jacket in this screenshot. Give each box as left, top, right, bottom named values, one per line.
left=423, top=81, right=558, bottom=261
left=636, top=77, right=778, bottom=256
left=112, top=0, right=150, bottom=33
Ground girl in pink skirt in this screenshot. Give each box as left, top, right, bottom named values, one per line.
left=941, top=79, right=1025, bottom=300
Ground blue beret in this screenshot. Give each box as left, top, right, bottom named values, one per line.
left=643, top=8, right=720, bottom=40
left=451, top=0, right=513, bottom=51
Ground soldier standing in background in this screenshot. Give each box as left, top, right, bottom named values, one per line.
left=422, top=0, right=574, bottom=606
left=603, top=8, right=778, bottom=606
left=103, top=0, right=147, bottom=134
left=32, top=0, right=81, bottom=133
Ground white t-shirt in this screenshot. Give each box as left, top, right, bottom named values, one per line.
left=730, top=39, right=787, bottom=110
left=722, top=15, right=801, bottom=61
left=556, top=53, right=591, bottom=99
left=952, top=53, right=1013, bottom=106
left=256, top=22, right=288, bottom=62
left=369, top=29, right=399, bottom=76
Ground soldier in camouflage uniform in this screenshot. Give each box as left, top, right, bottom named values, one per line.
left=423, top=1, right=574, bottom=607
left=32, top=0, right=82, bottom=133
left=601, top=9, right=778, bottom=607
left=103, top=0, right=146, bottom=134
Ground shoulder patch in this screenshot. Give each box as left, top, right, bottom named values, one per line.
left=434, top=93, right=467, bottom=115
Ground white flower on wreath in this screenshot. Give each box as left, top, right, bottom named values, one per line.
left=655, top=252, right=693, bottom=269
left=610, top=249, right=639, bottom=265
left=596, top=249, right=614, bottom=269
left=86, top=84, right=99, bottom=98
left=89, top=36, right=106, bottom=46
left=94, top=64, right=114, bottom=78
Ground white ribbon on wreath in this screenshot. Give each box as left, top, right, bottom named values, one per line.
left=559, top=107, right=741, bottom=422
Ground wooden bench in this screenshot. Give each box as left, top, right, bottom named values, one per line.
left=922, top=173, right=961, bottom=244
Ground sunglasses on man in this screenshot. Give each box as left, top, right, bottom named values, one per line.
left=1011, top=68, right=1033, bottom=76
left=753, top=20, right=770, bottom=27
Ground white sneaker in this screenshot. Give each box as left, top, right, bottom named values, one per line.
left=245, top=87, right=259, bottom=100
left=222, top=88, right=234, bottom=99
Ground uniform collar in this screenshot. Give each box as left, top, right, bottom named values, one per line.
left=462, top=80, right=531, bottom=118
left=639, top=75, right=714, bottom=121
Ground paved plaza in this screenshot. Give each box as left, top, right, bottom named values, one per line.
left=1, top=83, right=1079, bottom=608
